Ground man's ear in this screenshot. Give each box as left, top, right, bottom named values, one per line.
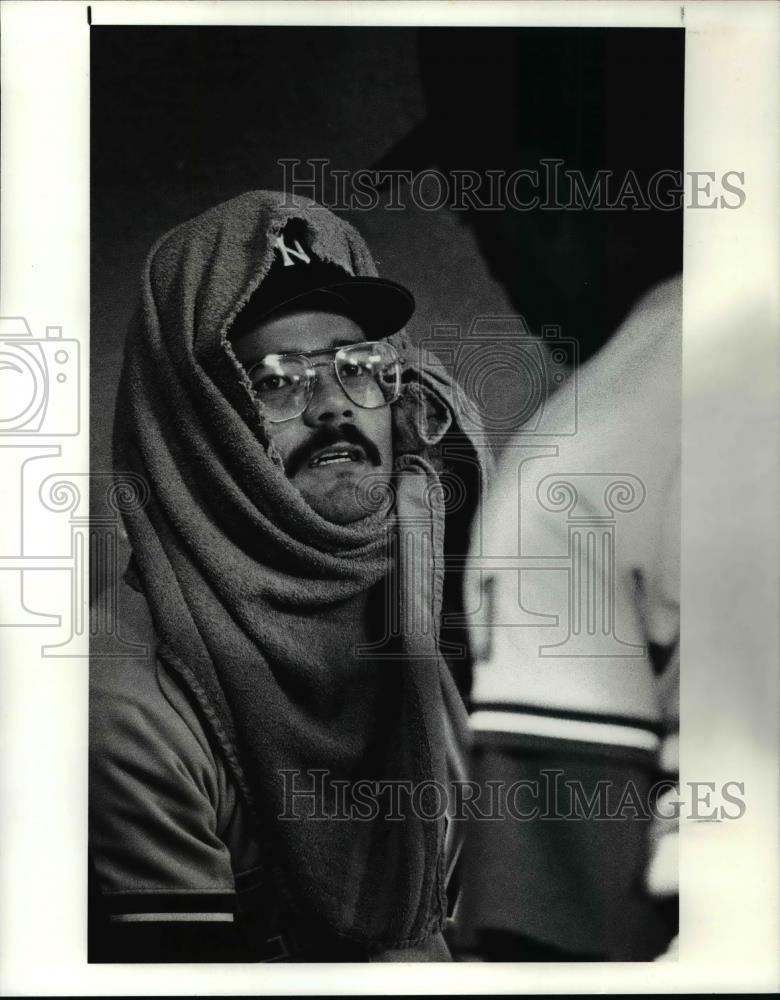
left=415, top=381, right=453, bottom=444
left=393, top=381, right=452, bottom=452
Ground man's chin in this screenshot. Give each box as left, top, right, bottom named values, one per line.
left=301, top=488, right=373, bottom=525
left=295, top=468, right=391, bottom=525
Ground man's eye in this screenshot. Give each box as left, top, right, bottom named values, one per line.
left=339, top=361, right=369, bottom=378
left=253, top=373, right=292, bottom=393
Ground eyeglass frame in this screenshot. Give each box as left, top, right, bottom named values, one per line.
left=246, top=340, right=406, bottom=423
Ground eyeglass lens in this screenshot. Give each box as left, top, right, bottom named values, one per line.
left=248, top=341, right=400, bottom=422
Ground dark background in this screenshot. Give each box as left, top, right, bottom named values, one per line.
left=92, top=26, right=683, bottom=470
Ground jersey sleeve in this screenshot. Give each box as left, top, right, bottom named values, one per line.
left=90, top=655, right=240, bottom=957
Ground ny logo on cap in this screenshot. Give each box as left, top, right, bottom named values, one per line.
left=273, top=233, right=311, bottom=268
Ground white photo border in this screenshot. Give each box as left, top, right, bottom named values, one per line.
left=0, top=0, right=777, bottom=994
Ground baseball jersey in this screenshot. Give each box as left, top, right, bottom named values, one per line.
left=89, top=583, right=454, bottom=962
left=459, top=275, right=681, bottom=959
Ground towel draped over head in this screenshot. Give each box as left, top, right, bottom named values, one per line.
left=113, top=190, right=485, bottom=951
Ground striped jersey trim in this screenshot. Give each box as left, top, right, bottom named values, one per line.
left=470, top=707, right=660, bottom=752
left=111, top=912, right=234, bottom=923
left=102, top=891, right=236, bottom=918
left=473, top=700, right=664, bottom=734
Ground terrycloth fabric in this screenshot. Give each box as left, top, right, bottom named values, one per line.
left=112, top=191, right=485, bottom=952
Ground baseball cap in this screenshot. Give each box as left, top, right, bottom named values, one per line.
left=229, top=227, right=415, bottom=342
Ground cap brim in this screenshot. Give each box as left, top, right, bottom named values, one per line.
left=264, top=276, right=415, bottom=339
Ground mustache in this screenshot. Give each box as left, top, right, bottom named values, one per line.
left=284, top=423, right=383, bottom=478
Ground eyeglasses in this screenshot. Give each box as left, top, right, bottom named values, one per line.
left=246, top=340, right=403, bottom=423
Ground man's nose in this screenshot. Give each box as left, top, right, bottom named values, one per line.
left=303, top=369, right=354, bottom=426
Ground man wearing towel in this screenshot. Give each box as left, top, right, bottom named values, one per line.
left=89, top=191, right=485, bottom=962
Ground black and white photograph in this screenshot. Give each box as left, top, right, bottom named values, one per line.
left=1, top=0, right=778, bottom=993
left=88, top=22, right=687, bottom=965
